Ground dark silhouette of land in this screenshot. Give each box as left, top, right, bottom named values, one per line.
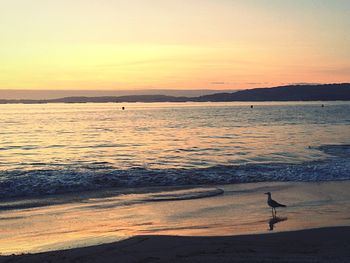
left=196, top=83, right=350, bottom=102
left=0, top=89, right=240, bottom=100
left=1, top=83, right=350, bottom=104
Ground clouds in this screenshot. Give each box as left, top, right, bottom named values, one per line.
left=210, top=82, right=230, bottom=85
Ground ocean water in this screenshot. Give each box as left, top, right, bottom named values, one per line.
left=1, top=101, right=350, bottom=199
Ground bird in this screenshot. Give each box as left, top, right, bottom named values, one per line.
left=264, top=192, right=286, bottom=217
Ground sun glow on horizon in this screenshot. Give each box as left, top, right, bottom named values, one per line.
left=0, top=0, right=349, bottom=90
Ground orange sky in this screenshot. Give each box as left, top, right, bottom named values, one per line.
left=0, top=0, right=349, bottom=90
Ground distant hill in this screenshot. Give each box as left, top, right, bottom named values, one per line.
left=195, top=83, right=350, bottom=101
left=50, top=95, right=189, bottom=103
left=0, top=89, right=239, bottom=100
left=0, top=95, right=189, bottom=104
left=1, top=83, right=349, bottom=104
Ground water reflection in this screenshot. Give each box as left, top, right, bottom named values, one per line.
left=268, top=216, right=288, bottom=231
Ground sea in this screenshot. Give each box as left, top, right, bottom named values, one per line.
left=1, top=101, right=350, bottom=254
left=1, top=101, right=350, bottom=200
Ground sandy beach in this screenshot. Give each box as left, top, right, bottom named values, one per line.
left=1, top=181, right=350, bottom=262
left=1, top=227, right=349, bottom=262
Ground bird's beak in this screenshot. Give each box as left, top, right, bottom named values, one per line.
left=264, top=192, right=268, bottom=195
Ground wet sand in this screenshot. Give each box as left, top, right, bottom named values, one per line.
left=1, top=181, right=350, bottom=259
left=1, top=227, right=349, bottom=262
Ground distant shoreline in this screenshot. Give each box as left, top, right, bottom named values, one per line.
left=1, top=100, right=350, bottom=105
left=1, top=83, right=350, bottom=104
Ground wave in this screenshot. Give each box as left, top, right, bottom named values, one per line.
left=0, top=187, right=225, bottom=211
left=141, top=187, right=224, bottom=202
left=0, top=144, right=350, bottom=199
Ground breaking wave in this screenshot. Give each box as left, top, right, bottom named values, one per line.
left=0, top=144, right=349, bottom=199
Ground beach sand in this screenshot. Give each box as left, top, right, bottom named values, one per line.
left=1, top=181, right=350, bottom=261
left=0, top=227, right=349, bottom=262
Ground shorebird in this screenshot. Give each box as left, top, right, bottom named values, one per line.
left=264, top=192, right=286, bottom=217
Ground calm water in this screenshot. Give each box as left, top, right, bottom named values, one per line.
left=1, top=101, right=350, bottom=198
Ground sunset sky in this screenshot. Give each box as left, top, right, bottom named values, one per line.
left=0, top=0, right=349, bottom=91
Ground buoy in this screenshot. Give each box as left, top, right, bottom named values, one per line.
left=122, top=107, right=125, bottom=110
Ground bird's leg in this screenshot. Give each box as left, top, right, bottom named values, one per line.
left=275, top=208, right=277, bottom=216
left=271, top=208, right=274, bottom=217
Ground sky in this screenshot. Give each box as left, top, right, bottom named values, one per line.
left=0, top=0, right=349, bottom=91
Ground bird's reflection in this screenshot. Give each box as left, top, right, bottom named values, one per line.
left=268, top=216, right=287, bottom=231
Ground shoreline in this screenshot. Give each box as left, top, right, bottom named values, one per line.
left=1, top=226, right=349, bottom=262
left=1, top=181, right=350, bottom=256
left=1, top=83, right=350, bottom=104
left=1, top=100, right=350, bottom=105
left=2, top=178, right=350, bottom=210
